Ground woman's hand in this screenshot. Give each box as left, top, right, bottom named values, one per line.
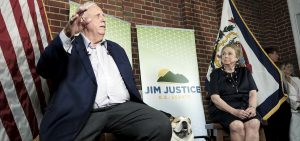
left=233, top=109, right=251, bottom=119
left=245, top=106, right=256, bottom=118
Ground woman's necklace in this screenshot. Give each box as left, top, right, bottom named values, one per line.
left=222, top=66, right=239, bottom=93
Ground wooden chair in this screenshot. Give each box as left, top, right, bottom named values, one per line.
left=206, top=123, right=227, bottom=141
left=205, top=122, right=266, bottom=141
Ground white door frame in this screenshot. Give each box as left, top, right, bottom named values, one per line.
left=287, top=0, right=300, bottom=70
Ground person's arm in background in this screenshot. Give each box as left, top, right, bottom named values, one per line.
left=288, top=77, right=300, bottom=111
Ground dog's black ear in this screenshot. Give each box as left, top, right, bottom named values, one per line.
left=169, top=116, right=175, bottom=122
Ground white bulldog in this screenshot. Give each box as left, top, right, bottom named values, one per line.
left=170, top=116, right=194, bottom=141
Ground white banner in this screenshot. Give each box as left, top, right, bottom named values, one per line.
left=103, top=15, right=132, bottom=65
left=137, top=25, right=207, bottom=140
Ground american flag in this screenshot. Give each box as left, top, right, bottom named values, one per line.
left=0, top=0, right=51, bottom=140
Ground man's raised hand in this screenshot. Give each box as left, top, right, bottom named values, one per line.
left=64, top=8, right=87, bottom=38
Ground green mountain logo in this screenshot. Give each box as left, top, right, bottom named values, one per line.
left=157, top=69, right=189, bottom=83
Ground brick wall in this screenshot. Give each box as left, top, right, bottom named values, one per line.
left=273, top=0, right=299, bottom=73
left=233, top=0, right=299, bottom=74
left=44, top=0, right=298, bottom=121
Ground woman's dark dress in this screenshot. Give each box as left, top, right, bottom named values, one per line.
left=208, top=67, right=259, bottom=132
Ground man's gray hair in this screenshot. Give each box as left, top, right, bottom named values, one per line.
left=78, top=1, right=98, bottom=11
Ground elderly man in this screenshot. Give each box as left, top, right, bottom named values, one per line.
left=37, top=2, right=171, bottom=141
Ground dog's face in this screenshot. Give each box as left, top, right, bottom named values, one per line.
left=170, top=116, right=194, bottom=141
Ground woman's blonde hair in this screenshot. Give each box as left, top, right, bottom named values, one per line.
left=281, top=62, right=294, bottom=75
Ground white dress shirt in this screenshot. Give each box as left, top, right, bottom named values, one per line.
left=59, top=31, right=130, bottom=108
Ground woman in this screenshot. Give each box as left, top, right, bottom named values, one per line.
left=281, top=62, right=300, bottom=141
left=208, top=43, right=260, bottom=141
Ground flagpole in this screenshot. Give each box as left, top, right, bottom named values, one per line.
left=42, top=0, right=53, bottom=40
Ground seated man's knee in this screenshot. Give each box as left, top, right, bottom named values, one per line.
left=135, top=112, right=172, bottom=140
left=149, top=114, right=172, bottom=135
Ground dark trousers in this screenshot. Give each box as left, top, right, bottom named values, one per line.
left=74, top=101, right=172, bottom=141
left=263, top=101, right=291, bottom=141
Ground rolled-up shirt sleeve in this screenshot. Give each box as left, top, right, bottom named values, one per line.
left=59, top=31, right=72, bottom=54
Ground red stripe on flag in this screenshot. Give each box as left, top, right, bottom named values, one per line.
left=27, top=0, right=45, bottom=55
left=0, top=82, right=22, bottom=141
left=2, top=1, right=39, bottom=137
left=11, top=1, right=46, bottom=112
left=26, top=0, right=47, bottom=112
left=36, top=0, right=54, bottom=94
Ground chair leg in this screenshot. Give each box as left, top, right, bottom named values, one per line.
left=214, top=129, right=224, bottom=141
left=259, top=128, right=266, bottom=141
